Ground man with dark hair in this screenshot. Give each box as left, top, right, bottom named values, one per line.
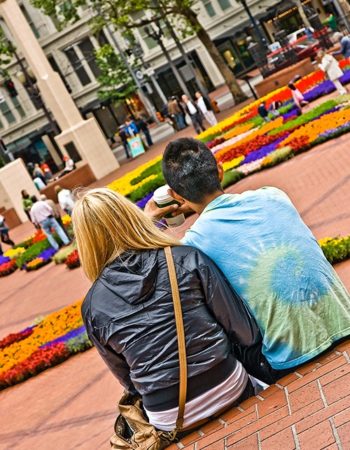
left=146, top=137, right=350, bottom=383
left=181, top=94, right=206, bottom=134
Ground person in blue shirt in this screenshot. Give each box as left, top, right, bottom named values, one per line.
left=145, top=138, right=350, bottom=383
left=333, top=33, right=350, bottom=59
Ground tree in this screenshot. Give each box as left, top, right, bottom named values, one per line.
left=95, top=44, right=137, bottom=102
left=30, top=0, right=247, bottom=103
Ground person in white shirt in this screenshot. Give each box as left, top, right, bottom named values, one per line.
left=195, top=91, right=217, bottom=126
left=181, top=94, right=206, bottom=134
left=58, top=155, right=76, bottom=178
left=55, top=186, right=75, bottom=216
left=30, top=198, right=70, bottom=250
left=318, top=49, right=347, bottom=95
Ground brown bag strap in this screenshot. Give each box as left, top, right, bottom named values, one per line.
left=164, top=246, right=187, bottom=431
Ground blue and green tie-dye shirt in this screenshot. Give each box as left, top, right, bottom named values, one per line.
left=182, top=187, right=350, bottom=370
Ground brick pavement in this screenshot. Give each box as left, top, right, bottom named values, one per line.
left=2, top=92, right=350, bottom=449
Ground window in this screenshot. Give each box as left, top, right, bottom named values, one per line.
left=20, top=5, right=40, bottom=38
left=64, top=46, right=91, bottom=86
left=10, top=96, right=26, bottom=118
left=217, top=0, right=231, bottom=11
left=139, top=27, right=158, bottom=50
left=78, top=38, right=101, bottom=78
left=203, top=0, right=216, bottom=17
left=48, top=55, right=72, bottom=93
left=0, top=99, right=16, bottom=124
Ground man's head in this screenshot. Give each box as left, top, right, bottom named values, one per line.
left=162, top=138, right=223, bottom=210
left=54, top=185, right=62, bottom=194
left=195, top=91, right=202, bottom=99
left=40, top=194, right=47, bottom=201
left=181, top=94, right=189, bottom=103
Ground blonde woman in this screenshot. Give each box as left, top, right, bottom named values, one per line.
left=73, top=188, right=261, bottom=432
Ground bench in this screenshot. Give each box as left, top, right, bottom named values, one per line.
left=41, top=163, right=96, bottom=202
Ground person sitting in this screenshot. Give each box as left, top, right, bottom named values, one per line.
left=0, top=214, right=15, bottom=255
left=58, top=156, right=76, bottom=179
left=288, top=82, right=308, bottom=111
left=145, top=138, right=350, bottom=384
left=257, top=102, right=270, bottom=122
left=73, top=188, right=263, bottom=432
left=30, top=197, right=70, bottom=250
left=55, top=186, right=75, bottom=216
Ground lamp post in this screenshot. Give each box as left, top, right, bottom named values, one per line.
left=238, top=0, right=267, bottom=48
left=144, top=22, right=191, bottom=98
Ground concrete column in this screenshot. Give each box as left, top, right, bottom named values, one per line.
left=0, top=159, right=39, bottom=223
left=195, top=45, right=225, bottom=88
left=0, top=0, right=119, bottom=179
left=41, top=134, right=62, bottom=167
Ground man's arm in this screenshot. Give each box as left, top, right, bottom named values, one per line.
left=144, top=198, right=193, bottom=221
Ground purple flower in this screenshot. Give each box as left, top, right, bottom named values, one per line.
left=0, top=255, right=10, bottom=265
left=136, top=192, right=154, bottom=209
left=241, top=136, right=286, bottom=165
left=303, top=80, right=335, bottom=102
left=38, top=248, right=57, bottom=260
left=40, top=325, right=86, bottom=348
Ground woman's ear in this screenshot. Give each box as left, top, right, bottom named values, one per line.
left=217, top=162, right=224, bottom=182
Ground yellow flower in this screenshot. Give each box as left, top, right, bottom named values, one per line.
left=62, top=215, right=72, bottom=226
left=4, top=247, right=26, bottom=259
left=223, top=156, right=244, bottom=171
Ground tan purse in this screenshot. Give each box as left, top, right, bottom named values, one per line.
left=110, top=247, right=187, bottom=449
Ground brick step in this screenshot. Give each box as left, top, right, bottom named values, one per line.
left=169, top=339, right=350, bottom=450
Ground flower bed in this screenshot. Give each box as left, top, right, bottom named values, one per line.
left=65, top=249, right=80, bottom=269
left=0, top=300, right=91, bottom=389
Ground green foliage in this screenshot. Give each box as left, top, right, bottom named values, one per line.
left=130, top=160, right=162, bottom=185
left=320, top=236, right=350, bottom=264
left=16, top=239, right=51, bottom=268
left=128, top=172, right=165, bottom=202
left=221, top=170, right=244, bottom=189
left=261, top=146, right=293, bottom=168
left=95, top=44, right=136, bottom=102
left=53, top=242, right=76, bottom=264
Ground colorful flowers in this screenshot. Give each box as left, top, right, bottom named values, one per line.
left=0, top=260, right=17, bottom=277
left=65, top=249, right=80, bottom=269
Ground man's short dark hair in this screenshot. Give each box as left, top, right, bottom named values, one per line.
left=162, top=138, right=222, bottom=203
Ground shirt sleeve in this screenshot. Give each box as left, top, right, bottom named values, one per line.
left=194, top=250, right=261, bottom=347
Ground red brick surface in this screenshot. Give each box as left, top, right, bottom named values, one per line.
left=2, top=92, right=350, bottom=449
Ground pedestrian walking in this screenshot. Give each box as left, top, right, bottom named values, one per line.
left=40, top=194, right=70, bottom=239
left=21, top=189, right=33, bottom=222
left=318, top=50, right=347, bottom=95
left=55, top=186, right=75, bottom=216
left=168, top=96, right=186, bottom=130
left=181, top=94, right=206, bottom=133
left=0, top=215, right=15, bottom=255
left=333, top=33, right=350, bottom=59
left=195, top=91, right=217, bottom=126
left=30, top=197, right=70, bottom=250
left=135, top=115, right=153, bottom=147
left=118, top=125, right=131, bottom=159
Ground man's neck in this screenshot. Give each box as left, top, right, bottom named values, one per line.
left=191, top=190, right=224, bottom=214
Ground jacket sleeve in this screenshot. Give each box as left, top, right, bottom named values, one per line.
left=88, top=332, right=138, bottom=395
left=195, top=251, right=261, bottom=347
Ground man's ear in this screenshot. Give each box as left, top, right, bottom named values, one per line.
left=217, top=162, right=224, bottom=182
left=168, top=188, right=186, bottom=205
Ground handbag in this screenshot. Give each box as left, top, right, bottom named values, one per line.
left=110, top=246, right=188, bottom=449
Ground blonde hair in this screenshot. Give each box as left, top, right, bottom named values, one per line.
left=72, top=187, right=180, bottom=281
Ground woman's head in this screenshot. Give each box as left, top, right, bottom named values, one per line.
left=72, top=188, right=180, bottom=281
left=21, top=189, right=29, bottom=198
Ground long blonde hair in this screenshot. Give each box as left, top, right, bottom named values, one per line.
left=72, top=188, right=180, bottom=281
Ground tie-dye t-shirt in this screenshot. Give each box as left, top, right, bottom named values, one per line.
left=182, top=188, right=350, bottom=370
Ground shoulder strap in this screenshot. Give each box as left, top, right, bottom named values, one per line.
left=164, top=246, right=187, bottom=431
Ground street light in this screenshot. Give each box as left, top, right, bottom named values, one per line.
left=144, top=22, right=191, bottom=97
left=238, top=0, right=267, bottom=49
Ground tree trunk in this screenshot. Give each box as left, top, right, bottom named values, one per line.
left=185, top=8, right=247, bottom=103
left=294, top=0, right=312, bottom=29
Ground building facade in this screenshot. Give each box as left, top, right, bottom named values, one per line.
left=0, top=0, right=328, bottom=170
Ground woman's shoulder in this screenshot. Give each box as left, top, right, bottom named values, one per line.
left=170, top=245, right=214, bottom=270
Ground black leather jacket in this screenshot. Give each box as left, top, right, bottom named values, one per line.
left=82, top=246, right=260, bottom=411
